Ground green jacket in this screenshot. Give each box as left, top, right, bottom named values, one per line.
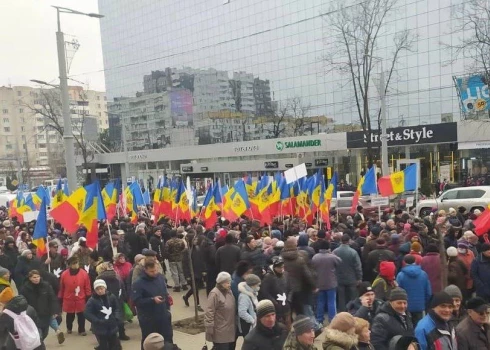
left=283, top=330, right=317, bottom=350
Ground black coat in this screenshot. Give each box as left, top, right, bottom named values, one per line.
left=183, top=245, right=205, bottom=280
left=3, top=246, right=18, bottom=273
left=149, top=235, right=165, bottom=262
left=96, top=270, right=125, bottom=302
left=215, top=244, right=241, bottom=275
left=0, top=296, right=45, bottom=350
left=84, top=292, right=121, bottom=336
left=13, top=256, right=43, bottom=288
left=371, top=302, right=414, bottom=350
left=365, top=247, right=396, bottom=282
left=258, top=269, right=290, bottom=317
left=20, top=280, right=60, bottom=328
left=242, top=322, right=287, bottom=350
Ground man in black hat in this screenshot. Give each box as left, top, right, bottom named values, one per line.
left=471, top=242, right=490, bottom=302
left=242, top=300, right=287, bottom=350
left=415, top=291, right=457, bottom=350
left=259, top=256, right=290, bottom=329
left=353, top=282, right=384, bottom=325
left=456, top=297, right=490, bottom=349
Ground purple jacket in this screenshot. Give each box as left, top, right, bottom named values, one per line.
left=421, top=253, right=443, bottom=294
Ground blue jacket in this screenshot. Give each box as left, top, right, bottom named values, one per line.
left=231, top=272, right=244, bottom=302
left=470, top=253, right=490, bottom=299
left=131, top=271, right=170, bottom=322
left=396, top=265, right=432, bottom=312
left=415, top=311, right=457, bottom=350
left=333, top=244, right=362, bottom=285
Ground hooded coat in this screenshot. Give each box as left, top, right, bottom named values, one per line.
left=396, top=265, right=432, bottom=313
left=237, top=282, right=258, bottom=332
left=420, top=253, right=443, bottom=294
left=322, top=328, right=358, bottom=350
left=84, top=291, right=121, bottom=336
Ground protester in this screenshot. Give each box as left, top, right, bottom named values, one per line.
left=420, top=244, right=443, bottom=294
left=237, top=274, right=261, bottom=336
left=354, top=317, right=374, bottom=350
left=58, top=256, right=91, bottom=336
left=283, top=315, right=316, bottom=350
left=443, top=284, right=466, bottom=326
left=241, top=300, right=288, bottom=350
left=372, top=261, right=397, bottom=301
left=415, top=291, right=457, bottom=350
left=84, top=279, right=122, bottom=350
left=371, top=287, right=415, bottom=350
left=0, top=267, right=14, bottom=308
left=322, top=312, right=358, bottom=350
left=164, top=230, right=187, bottom=292
left=20, top=270, right=63, bottom=343
left=455, top=296, right=490, bottom=349
left=205, top=271, right=236, bottom=350
left=182, top=232, right=205, bottom=312
left=215, top=234, right=241, bottom=275
left=353, top=282, right=384, bottom=325
left=470, top=242, right=490, bottom=302
left=132, top=260, right=173, bottom=348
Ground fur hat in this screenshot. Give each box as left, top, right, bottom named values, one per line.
left=328, top=312, right=356, bottom=333
left=446, top=246, right=458, bottom=257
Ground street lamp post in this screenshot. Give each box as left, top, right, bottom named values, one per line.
left=52, top=6, right=103, bottom=193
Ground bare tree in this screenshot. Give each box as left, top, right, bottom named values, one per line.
left=290, top=96, right=311, bottom=136
left=268, top=101, right=289, bottom=138
left=21, top=89, right=95, bottom=181
left=323, top=0, right=414, bottom=165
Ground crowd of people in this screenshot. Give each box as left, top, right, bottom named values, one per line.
left=0, top=203, right=488, bottom=349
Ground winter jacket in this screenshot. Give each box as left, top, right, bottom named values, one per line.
left=258, top=268, right=289, bottom=317
left=164, top=237, right=185, bottom=262
left=311, top=250, right=341, bottom=290
left=242, top=321, right=287, bottom=350
left=58, top=268, right=92, bottom=313
left=371, top=302, right=414, bottom=350
left=372, top=276, right=396, bottom=302
left=149, top=235, right=165, bottom=262
left=447, top=258, right=467, bottom=293
left=84, top=291, right=121, bottom=336
left=0, top=278, right=14, bottom=306
left=113, top=260, right=132, bottom=282
left=415, top=310, right=457, bottom=350
left=238, top=282, right=258, bottom=332
left=13, top=255, right=43, bottom=288
left=322, top=328, right=358, bottom=350
left=182, top=245, right=205, bottom=280
left=282, top=330, right=316, bottom=350
left=396, top=265, right=432, bottom=313
left=455, top=313, right=490, bottom=350
left=231, top=272, right=245, bottom=301
left=281, top=249, right=316, bottom=294
left=297, top=234, right=315, bottom=260
left=2, top=246, right=18, bottom=274
left=241, top=246, right=267, bottom=274
left=40, top=252, right=65, bottom=272
left=420, top=253, right=443, bottom=294
left=365, top=246, right=395, bottom=283
left=96, top=270, right=125, bottom=303
left=458, top=251, right=475, bottom=290
left=215, top=243, right=241, bottom=275
left=204, top=286, right=236, bottom=344
left=470, top=253, right=490, bottom=299
left=354, top=299, right=384, bottom=325
left=333, top=244, right=362, bottom=285
left=19, top=280, right=60, bottom=328
left=131, top=271, right=170, bottom=322
left=0, top=296, right=45, bottom=350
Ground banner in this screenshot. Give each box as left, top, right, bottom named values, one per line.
left=456, top=74, right=490, bottom=114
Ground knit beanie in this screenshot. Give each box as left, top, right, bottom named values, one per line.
left=216, top=271, right=232, bottom=284
left=430, top=292, right=454, bottom=309
left=379, top=261, right=396, bottom=281
left=389, top=287, right=408, bottom=302
left=410, top=242, right=422, bottom=253
left=446, top=246, right=458, bottom=257
left=403, top=254, right=416, bottom=265
left=143, top=332, right=165, bottom=350
left=245, top=274, right=261, bottom=287
left=93, top=279, right=107, bottom=290
left=328, top=312, right=356, bottom=333
left=444, top=285, right=462, bottom=300
left=426, top=244, right=439, bottom=253
left=292, top=315, right=315, bottom=335
left=0, top=267, right=9, bottom=279
left=256, top=299, right=275, bottom=319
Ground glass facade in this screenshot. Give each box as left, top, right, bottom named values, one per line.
left=98, top=0, right=474, bottom=152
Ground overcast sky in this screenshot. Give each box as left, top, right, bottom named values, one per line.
left=1, top=0, right=105, bottom=91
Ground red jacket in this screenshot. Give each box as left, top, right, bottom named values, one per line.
left=421, top=253, right=443, bottom=293
left=114, top=261, right=132, bottom=281
left=58, top=268, right=91, bottom=313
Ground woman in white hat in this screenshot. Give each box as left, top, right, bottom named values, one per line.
left=204, top=271, right=236, bottom=349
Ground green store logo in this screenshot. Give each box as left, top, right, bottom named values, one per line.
left=276, top=139, right=321, bottom=151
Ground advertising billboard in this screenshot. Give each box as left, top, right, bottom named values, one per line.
left=170, top=89, right=193, bottom=126
left=455, top=74, right=490, bottom=114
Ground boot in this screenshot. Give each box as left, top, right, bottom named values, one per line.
left=182, top=295, right=190, bottom=307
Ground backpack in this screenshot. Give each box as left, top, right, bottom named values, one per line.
left=2, top=309, right=41, bottom=350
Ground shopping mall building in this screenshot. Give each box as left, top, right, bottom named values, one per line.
left=91, top=120, right=489, bottom=193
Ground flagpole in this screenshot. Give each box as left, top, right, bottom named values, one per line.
left=47, top=248, right=51, bottom=273
left=107, top=220, right=114, bottom=259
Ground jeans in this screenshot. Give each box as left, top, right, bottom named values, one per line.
left=316, top=289, right=337, bottom=324
left=66, top=312, right=85, bottom=333
left=337, top=284, right=358, bottom=312
left=49, top=317, right=59, bottom=332
left=169, top=261, right=186, bottom=287
left=213, top=342, right=236, bottom=350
